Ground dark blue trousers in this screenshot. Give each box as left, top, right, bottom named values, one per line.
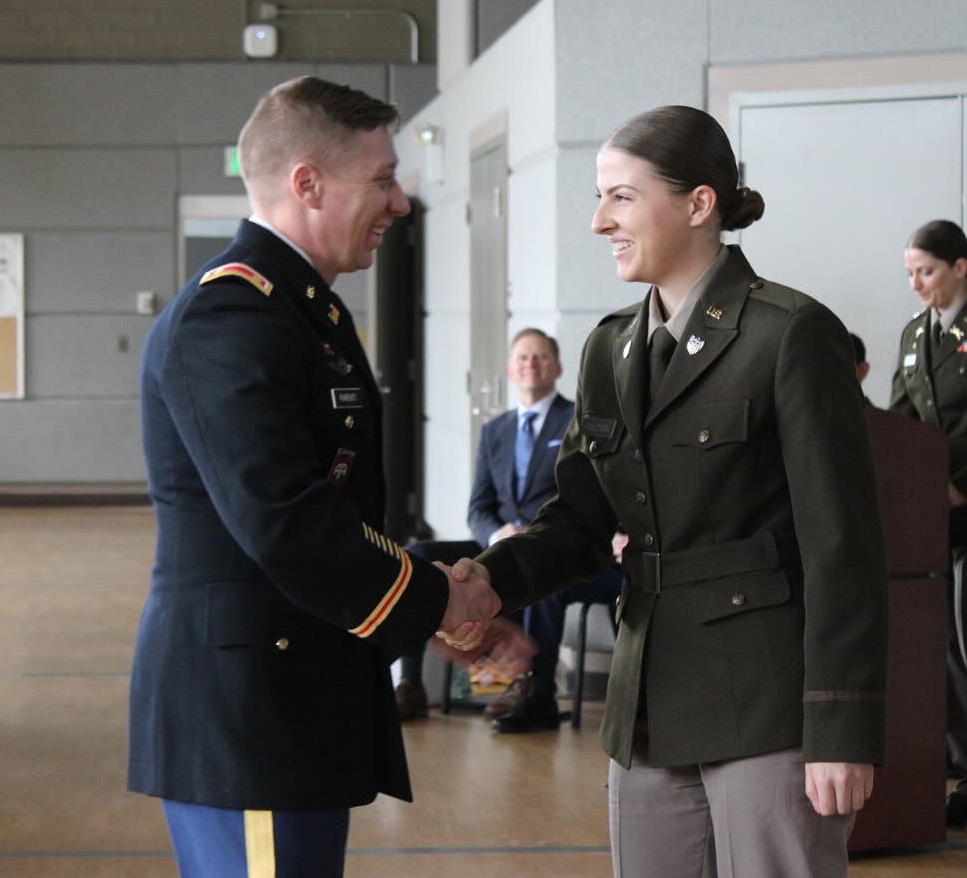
left=524, top=561, right=624, bottom=690
left=163, top=799, right=350, bottom=877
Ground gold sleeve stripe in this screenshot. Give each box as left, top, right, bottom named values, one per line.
left=200, top=262, right=274, bottom=297
left=243, top=810, right=276, bottom=878
left=350, top=551, right=413, bottom=638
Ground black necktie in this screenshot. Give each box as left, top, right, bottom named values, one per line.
left=932, top=319, right=944, bottom=350
left=648, top=325, right=677, bottom=404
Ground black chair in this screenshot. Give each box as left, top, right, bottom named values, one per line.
left=571, top=598, right=620, bottom=729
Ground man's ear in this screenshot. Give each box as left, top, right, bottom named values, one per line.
left=290, top=163, right=323, bottom=207
left=688, top=185, right=717, bottom=228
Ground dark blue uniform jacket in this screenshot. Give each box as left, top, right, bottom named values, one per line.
left=128, top=220, right=448, bottom=810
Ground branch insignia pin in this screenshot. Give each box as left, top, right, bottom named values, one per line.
left=686, top=335, right=705, bottom=356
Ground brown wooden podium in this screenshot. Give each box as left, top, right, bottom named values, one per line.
left=849, top=406, right=950, bottom=852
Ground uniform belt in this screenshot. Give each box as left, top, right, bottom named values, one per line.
left=623, top=530, right=800, bottom=595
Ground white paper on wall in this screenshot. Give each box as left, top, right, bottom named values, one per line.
left=0, top=234, right=24, bottom=317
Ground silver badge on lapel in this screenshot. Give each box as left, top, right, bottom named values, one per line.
left=622, top=340, right=632, bottom=359
left=686, top=335, right=705, bottom=356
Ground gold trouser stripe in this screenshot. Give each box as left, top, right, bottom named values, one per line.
left=244, top=810, right=276, bottom=878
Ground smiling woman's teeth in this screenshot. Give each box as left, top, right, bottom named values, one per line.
left=613, top=241, right=632, bottom=253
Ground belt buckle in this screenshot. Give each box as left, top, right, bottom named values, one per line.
left=644, top=551, right=661, bottom=594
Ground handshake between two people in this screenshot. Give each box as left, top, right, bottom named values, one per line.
left=430, top=558, right=536, bottom=680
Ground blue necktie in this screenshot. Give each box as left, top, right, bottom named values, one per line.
left=515, top=411, right=537, bottom=501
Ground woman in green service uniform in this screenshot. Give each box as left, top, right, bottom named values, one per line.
left=890, top=218, right=967, bottom=826
left=451, top=106, right=889, bottom=878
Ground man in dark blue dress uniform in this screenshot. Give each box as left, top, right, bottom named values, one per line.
left=128, top=76, right=522, bottom=877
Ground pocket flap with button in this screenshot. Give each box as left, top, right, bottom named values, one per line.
left=206, top=582, right=336, bottom=653
left=685, top=570, right=790, bottom=623
left=582, top=413, right=622, bottom=456
left=667, top=399, right=749, bottom=449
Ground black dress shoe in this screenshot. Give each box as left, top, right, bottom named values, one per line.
left=948, top=789, right=967, bottom=828
left=492, top=692, right=561, bottom=733
left=395, top=680, right=428, bottom=722
left=483, top=675, right=529, bottom=719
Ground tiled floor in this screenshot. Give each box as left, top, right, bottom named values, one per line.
left=0, top=506, right=965, bottom=877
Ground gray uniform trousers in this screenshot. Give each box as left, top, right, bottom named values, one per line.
left=608, top=744, right=855, bottom=878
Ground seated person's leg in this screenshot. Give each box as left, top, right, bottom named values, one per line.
left=491, top=563, right=624, bottom=733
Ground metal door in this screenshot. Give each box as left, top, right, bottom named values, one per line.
left=735, top=94, right=963, bottom=406
left=468, top=137, right=509, bottom=466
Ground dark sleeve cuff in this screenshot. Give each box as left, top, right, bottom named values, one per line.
left=802, top=697, right=886, bottom=765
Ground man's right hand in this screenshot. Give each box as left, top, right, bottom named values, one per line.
left=434, top=560, right=501, bottom=650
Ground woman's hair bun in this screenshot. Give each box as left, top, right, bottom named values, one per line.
left=721, top=186, right=765, bottom=231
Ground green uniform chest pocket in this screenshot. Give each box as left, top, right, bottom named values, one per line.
left=667, top=399, right=749, bottom=449
left=582, top=412, right=622, bottom=457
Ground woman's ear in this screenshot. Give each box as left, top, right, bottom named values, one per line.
left=290, top=163, right=323, bottom=207
left=687, top=185, right=717, bottom=227
left=955, top=257, right=967, bottom=281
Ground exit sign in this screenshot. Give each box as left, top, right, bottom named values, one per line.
left=224, top=146, right=241, bottom=177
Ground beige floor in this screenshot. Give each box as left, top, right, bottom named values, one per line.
left=0, top=506, right=965, bottom=877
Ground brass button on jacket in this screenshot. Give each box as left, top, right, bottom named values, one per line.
left=698, top=429, right=711, bottom=444
left=275, top=637, right=290, bottom=651
left=730, top=594, right=746, bottom=607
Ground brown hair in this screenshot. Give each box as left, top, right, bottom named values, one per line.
left=907, top=219, right=967, bottom=265
left=511, top=327, right=560, bottom=361
left=607, top=105, right=764, bottom=232
left=238, top=76, right=399, bottom=190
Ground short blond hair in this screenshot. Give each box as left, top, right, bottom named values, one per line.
left=238, top=76, right=399, bottom=193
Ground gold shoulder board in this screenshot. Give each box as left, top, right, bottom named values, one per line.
left=200, top=262, right=274, bottom=297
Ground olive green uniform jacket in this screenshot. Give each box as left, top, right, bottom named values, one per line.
left=479, top=246, right=889, bottom=770
left=889, top=304, right=967, bottom=492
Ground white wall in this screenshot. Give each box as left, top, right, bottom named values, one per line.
left=398, top=1, right=556, bottom=537
left=410, top=0, right=967, bottom=537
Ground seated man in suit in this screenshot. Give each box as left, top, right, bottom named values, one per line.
left=395, top=328, right=623, bottom=732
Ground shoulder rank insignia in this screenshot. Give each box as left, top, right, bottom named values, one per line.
left=200, top=262, right=273, bottom=297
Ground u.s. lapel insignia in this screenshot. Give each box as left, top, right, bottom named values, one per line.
left=328, top=303, right=340, bottom=325
left=705, top=306, right=723, bottom=321
left=306, top=285, right=316, bottom=299
left=622, top=340, right=632, bottom=359
left=686, top=335, right=705, bottom=356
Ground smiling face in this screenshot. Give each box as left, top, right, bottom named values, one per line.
left=507, top=333, right=561, bottom=404
left=904, top=247, right=967, bottom=311
left=307, top=126, right=410, bottom=283
left=591, top=146, right=703, bottom=287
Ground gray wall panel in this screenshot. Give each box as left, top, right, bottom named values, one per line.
left=26, top=315, right=150, bottom=399
left=710, top=0, right=967, bottom=64
left=173, top=63, right=389, bottom=145
left=0, top=401, right=145, bottom=482
left=389, top=63, right=438, bottom=122
left=179, top=146, right=249, bottom=195
left=174, top=64, right=315, bottom=144
left=0, top=148, right=176, bottom=230
left=0, top=64, right=177, bottom=146
left=26, top=231, right=175, bottom=314
left=555, top=0, right=707, bottom=145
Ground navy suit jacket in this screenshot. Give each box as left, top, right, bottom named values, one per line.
left=129, top=220, right=448, bottom=811
left=467, top=393, right=573, bottom=547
